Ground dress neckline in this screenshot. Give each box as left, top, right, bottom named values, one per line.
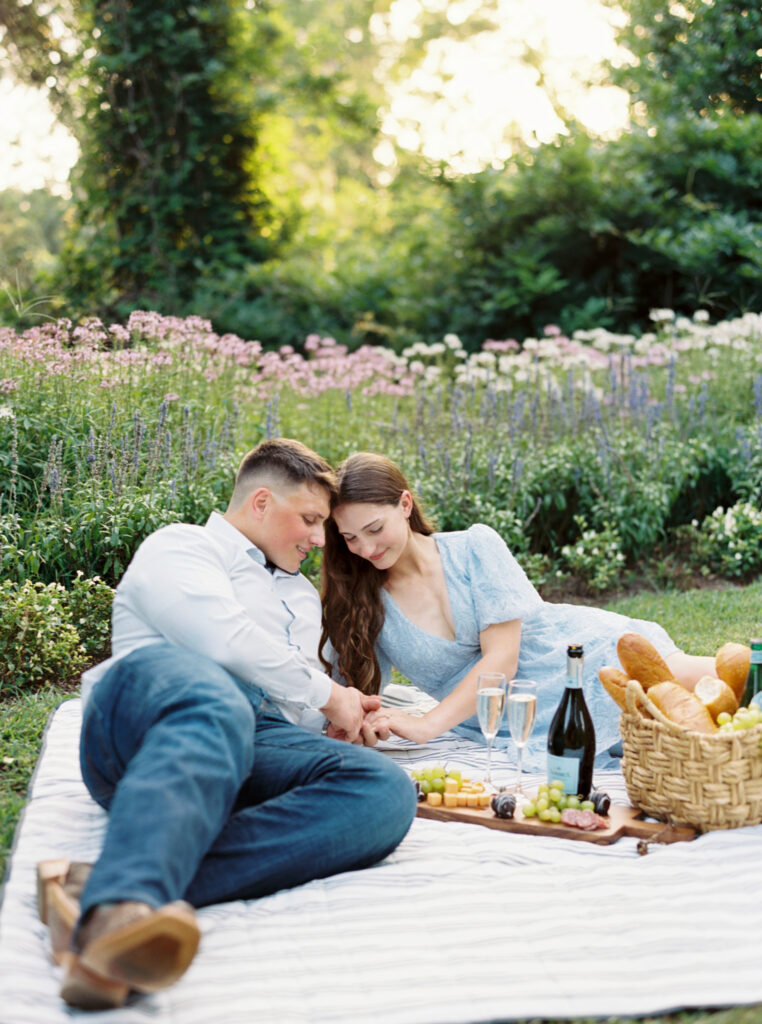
left=382, top=533, right=460, bottom=645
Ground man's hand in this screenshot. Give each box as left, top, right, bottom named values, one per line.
left=321, top=685, right=390, bottom=745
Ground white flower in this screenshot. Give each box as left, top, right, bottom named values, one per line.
left=693, top=309, right=710, bottom=323
left=649, top=308, right=675, bottom=323
left=0, top=405, right=14, bottom=420
left=443, top=333, right=463, bottom=350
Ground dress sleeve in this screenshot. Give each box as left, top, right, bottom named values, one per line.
left=466, top=523, right=543, bottom=631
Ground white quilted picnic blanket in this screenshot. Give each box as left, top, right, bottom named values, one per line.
left=2, top=691, right=762, bottom=1024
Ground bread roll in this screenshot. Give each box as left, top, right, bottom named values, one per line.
left=648, top=681, right=718, bottom=734
left=598, top=666, right=630, bottom=711
left=715, top=642, right=751, bottom=702
left=693, top=675, right=739, bottom=721
left=617, top=633, right=676, bottom=689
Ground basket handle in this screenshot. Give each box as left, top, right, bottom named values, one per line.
left=624, top=679, right=684, bottom=733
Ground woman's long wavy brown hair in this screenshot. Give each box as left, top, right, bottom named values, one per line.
left=319, top=453, right=435, bottom=694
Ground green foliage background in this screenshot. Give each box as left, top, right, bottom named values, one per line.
left=0, top=0, right=760, bottom=344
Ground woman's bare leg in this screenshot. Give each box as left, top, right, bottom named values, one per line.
left=665, top=652, right=717, bottom=691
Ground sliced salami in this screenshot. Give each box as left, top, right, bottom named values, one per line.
left=560, top=808, right=607, bottom=831
left=577, top=810, right=597, bottom=829
left=560, top=808, right=582, bottom=827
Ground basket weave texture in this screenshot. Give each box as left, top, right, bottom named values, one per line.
left=620, top=680, right=762, bottom=832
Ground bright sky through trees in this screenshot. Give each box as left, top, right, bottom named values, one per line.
left=0, top=0, right=629, bottom=192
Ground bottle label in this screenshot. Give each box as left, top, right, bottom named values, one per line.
left=547, top=753, right=581, bottom=795
left=750, top=649, right=762, bottom=666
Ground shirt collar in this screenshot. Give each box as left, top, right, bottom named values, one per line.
left=204, top=510, right=300, bottom=577
left=205, top=511, right=267, bottom=566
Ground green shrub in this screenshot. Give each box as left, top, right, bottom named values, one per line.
left=560, top=517, right=626, bottom=594
left=0, top=581, right=88, bottom=697
left=67, top=573, right=114, bottom=663
left=693, top=502, right=762, bottom=579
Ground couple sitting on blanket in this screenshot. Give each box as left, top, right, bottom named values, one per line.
left=39, top=438, right=716, bottom=1010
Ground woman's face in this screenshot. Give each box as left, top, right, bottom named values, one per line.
left=332, top=493, right=412, bottom=570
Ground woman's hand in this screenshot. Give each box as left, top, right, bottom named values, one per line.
left=364, top=707, right=434, bottom=745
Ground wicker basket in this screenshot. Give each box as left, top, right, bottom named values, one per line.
left=620, top=680, right=762, bottom=832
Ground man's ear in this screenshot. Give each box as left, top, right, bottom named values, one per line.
left=248, top=486, right=272, bottom=520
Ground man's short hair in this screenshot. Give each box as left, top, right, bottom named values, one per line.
left=228, top=438, right=337, bottom=510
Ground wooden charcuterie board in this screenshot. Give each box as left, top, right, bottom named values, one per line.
left=416, top=799, right=696, bottom=846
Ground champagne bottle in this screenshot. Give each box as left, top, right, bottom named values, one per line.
left=741, top=638, right=762, bottom=708
left=547, top=643, right=596, bottom=798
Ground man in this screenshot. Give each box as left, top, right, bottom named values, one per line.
left=38, top=438, right=416, bottom=1010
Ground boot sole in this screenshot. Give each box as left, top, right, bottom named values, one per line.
left=79, top=901, right=201, bottom=993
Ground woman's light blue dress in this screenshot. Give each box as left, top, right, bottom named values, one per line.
left=376, top=524, right=680, bottom=769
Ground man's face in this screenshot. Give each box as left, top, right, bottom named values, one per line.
left=261, top=482, right=331, bottom=573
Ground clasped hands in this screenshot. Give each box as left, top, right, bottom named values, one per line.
left=321, top=683, right=431, bottom=747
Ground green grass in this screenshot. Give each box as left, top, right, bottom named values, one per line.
left=1, top=582, right=761, bottom=1024
left=604, top=578, right=762, bottom=656
left=0, top=689, right=77, bottom=871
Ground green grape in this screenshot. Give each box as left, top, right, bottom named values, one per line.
left=580, top=800, right=595, bottom=811
left=538, top=808, right=553, bottom=821
left=535, top=797, right=549, bottom=813
left=537, top=784, right=550, bottom=795
left=557, top=795, right=568, bottom=811
left=447, top=768, right=462, bottom=781
left=431, top=766, right=446, bottom=779
left=566, top=795, right=580, bottom=809
left=548, top=807, right=562, bottom=823
left=423, top=768, right=435, bottom=781
left=432, top=778, right=446, bottom=793
left=420, top=779, right=432, bottom=794
left=522, top=802, right=537, bottom=817
left=717, top=712, right=732, bottom=726
left=548, top=788, right=562, bottom=805
left=549, top=779, right=565, bottom=792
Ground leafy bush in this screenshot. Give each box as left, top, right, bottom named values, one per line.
left=0, top=575, right=115, bottom=698
left=560, top=517, right=626, bottom=594
left=693, top=502, right=762, bottom=580
left=0, top=581, right=88, bottom=697
left=66, top=573, right=114, bottom=663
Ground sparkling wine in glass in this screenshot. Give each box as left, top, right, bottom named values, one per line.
left=507, top=679, right=538, bottom=798
left=476, top=673, right=507, bottom=785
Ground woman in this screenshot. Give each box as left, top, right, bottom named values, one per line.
left=319, top=453, right=717, bottom=766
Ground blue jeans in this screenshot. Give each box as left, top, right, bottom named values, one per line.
left=78, top=643, right=416, bottom=918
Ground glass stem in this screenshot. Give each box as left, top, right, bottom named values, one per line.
left=485, top=736, right=494, bottom=784
left=515, top=746, right=523, bottom=795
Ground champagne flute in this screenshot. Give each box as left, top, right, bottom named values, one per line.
left=476, top=672, right=507, bottom=786
left=507, top=679, right=538, bottom=799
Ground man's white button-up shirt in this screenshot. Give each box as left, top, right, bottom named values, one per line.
left=81, top=511, right=333, bottom=726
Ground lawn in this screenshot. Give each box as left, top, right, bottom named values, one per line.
left=1, top=580, right=760, bottom=1024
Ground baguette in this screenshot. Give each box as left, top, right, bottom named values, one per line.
left=715, top=642, right=751, bottom=703
left=598, top=666, right=630, bottom=711
left=616, top=633, right=675, bottom=689
left=648, top=681, right=718, bottom=734
left=693, top=675, right=739, bottom=721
